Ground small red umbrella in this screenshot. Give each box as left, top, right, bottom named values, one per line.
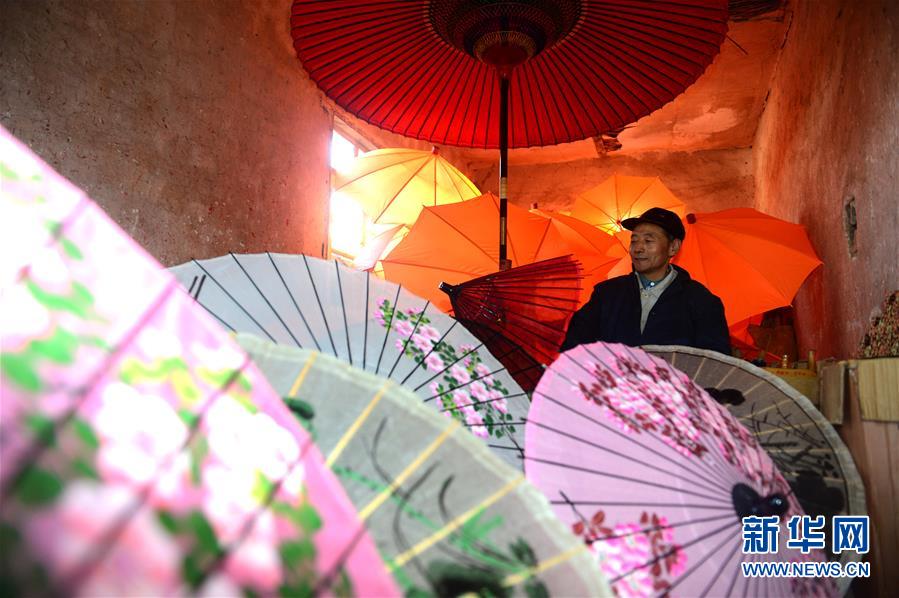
left=439, top=256, right=583, bottom=391
left=291, top=0, right=729, bottom=268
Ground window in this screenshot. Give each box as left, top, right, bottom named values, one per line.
left=327, top=124, right=394, bottom=266
left=328, top=129, right=365, bottom=260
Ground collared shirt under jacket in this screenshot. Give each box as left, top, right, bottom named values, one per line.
left=561, top=264, right=731, bottom=355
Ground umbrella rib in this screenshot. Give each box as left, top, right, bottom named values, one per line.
left=524, top=456, right=732, bottom=505
left=665, top=521, right=741, bottom=595
left=191, top=259, right=278, bottom=343
left=267, top=253, right=322, bottom=352
left=386, top=300, right=431, bottom=378
left=228, top=253, right=304, bottom=348
left=334, top=260, right=353, bottom=365
left=373, top=158, right=433, bottom=223
left=376, top=34, right=453, bottom=133
left=529, top=420, right=730, bottom=496
left=0, top=280, right=179, bottom=503
left=374, top=283, right=403, bottom=374
left=436, top=157, right=467, bottom=203
left=609, top=520, right=735, bottom=585
left=535, top=388, right=734, bottom=492
left=362, top=272, right=369, bottom=369
left=335, top=152, right=425, bottom=189
left=302, top=255, right=338, bottom=357
left=556, top=351, right=739, bottom=489
left=587, top=512, right=735, bottom=545
left=415, top=48, right=467, bottom=141
left=621, top=178, right=656, bottom=220
left=698, top=539, right=743, bottom=597
left=429, top=209, right=496, bottom=263
left=601, top=344, right=750, bottom=486
left=550, top=498, right=732, bottom=511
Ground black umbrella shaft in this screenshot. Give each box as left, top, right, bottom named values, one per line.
left=499, top=74, right=511, bottom=271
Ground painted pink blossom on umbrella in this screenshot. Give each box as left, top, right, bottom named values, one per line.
left=394, top=320, right=415, bottom=338
left=425, top=352, right=444, bottom=372
left=25, top=482, right=182, bottom=596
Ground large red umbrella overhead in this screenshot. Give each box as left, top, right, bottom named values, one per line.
left=291, top=0, right=729, bottom=269
left=291, top=0, right=729, bottom=149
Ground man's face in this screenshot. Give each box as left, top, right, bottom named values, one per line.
left=629, top=222, right=681, bottom=280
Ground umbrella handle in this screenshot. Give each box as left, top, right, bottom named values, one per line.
left=498, top=73, right=511, bottom=271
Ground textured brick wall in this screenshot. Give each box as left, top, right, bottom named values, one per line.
left=0, top=0, right=331, bottom=266
left=753, top=0, right=899, bottom=359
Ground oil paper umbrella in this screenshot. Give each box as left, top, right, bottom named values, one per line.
left=570, top=175, right=686, bottom=235
left=0, top=127, right=397, bottom=596
left=673, top=208, right=824, bottom=326
left=236, top=334, right=613, bottom=597
left=644, top=344, right=866, bottom=593
left=381, top=193, right=609, bottom=312
left=439, top=255, right=583, bottom=391
left=169, top=253, right=530, bottom=469
left=525, top=342, right=836, bottom=597
left=333, top=147, right=480, bottom=226
left=291, top=0, right=729, bottom=268
left=529, top=210, right=623, bottom=304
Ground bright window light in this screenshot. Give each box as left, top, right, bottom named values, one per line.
left=330, top=130, right=357, bottom=173
left=329, top=190, right=365, bottom=257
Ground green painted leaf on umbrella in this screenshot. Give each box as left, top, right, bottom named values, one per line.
left=178, top=408, right=199, bottom=427
left=284, top=397, right=315, bottom=421
left=295, top=501, right=322, bottom=534
left=172, top=369, right=202, bottom=404
left=0, top=162, right=19, bottom=179
left=26, top=280, right=93, bottom=318
left=333, top=568, right=354, bottom=598
left=30, top=327, right=79, bottom=364
left=71, top=418, right=99, bottom=449
left=71, top=458, right=99, bottom=480
left=525, top=580, right=550, bottom=598
left=509, top=538, right=538, bottom=567
left=60, top=237, right=84, bottom=260
left=251, top=471, right=274, bottom=503
left=187, top=511, right=221, bottom=557
left=182, top=553, right=203, bottom=589
left=25, top=413, right=56, bottom=446
left=16, top=467, right=63, bottom=505
left=1, top=353, right=41, bottom=391
left=278, top=580, right=313, bottom=598
left=460, top=510, right=504, bottom=545
left=189, top=438, right=208, bottom=485
left=279, top=538, right=316, bottom=568
left=157, top=511, right=180, bottom=535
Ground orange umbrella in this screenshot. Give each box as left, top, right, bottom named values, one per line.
left=571, top=174, right=685, bottom=234
left=531, top=210, right=622, bottom=301
left=333, top=147, right=480, bottom=225
left=672, top=208, right=823, bottom=326
left=382, top=193, right=598, bottom=312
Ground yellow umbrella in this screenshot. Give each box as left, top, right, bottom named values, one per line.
left=571, top=175, right=685, bottom=234
left=333, top=147, right=480, bottom=225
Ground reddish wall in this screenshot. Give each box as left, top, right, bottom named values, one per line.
left=753, top=0, right=899, bottom=359
left=465, top=148, right=755, bottom=214
left=0, top=0, right=332, bottom=266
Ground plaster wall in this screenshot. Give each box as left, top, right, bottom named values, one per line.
left=753, top=0, right=899, bottom=359
left=465, top=148, right=755, bottom=214
left=0, top=0, right=332, bottom=266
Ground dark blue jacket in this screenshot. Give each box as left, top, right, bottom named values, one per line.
left=561, top=265, right=731, bottom=355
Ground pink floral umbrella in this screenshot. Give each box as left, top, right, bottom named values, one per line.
left=525, top=342, right=836, bottom=597
left=0, top=126, right=397, bottom=596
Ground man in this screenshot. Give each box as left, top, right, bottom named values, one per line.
left=561, top=207, right=731, bottom=354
